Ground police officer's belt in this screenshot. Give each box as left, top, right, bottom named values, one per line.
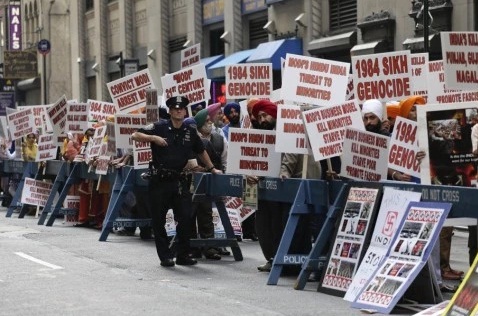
left=151, top=168, right=182, bottom=181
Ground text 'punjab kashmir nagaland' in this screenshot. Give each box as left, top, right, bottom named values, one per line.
left=288, top=57, right=347, bottom=100
left=447, top=32, right=478, bottom=83
left=230, top=132, right=275, bottom=171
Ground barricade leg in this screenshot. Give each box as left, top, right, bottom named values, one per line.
left=214, top=198, right=243, bottom=261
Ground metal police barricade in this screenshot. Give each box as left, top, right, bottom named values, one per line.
left=37, top=160, right=70, bottom=225
left=267, top=179, right=329, bottom=285
left=44, top=162, right=104, bottom=226
left=4, top=160, right=38, bottom=217
left=189, top=172, right=243, bottom=261
left=294, top=180, right=478, bottom=293
left=99, top=166, right=152, bottom=242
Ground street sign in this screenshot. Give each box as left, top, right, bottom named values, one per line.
left=37, top=39, right=51, bottom=56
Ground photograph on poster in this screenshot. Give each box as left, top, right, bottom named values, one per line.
left=397, top=264, right=414, bottom=278
left=419, top=222, right=434, bottom=240
left=387, top=262, right=404, bottom=277
left=337, top=261, right=355, bottom=279
left=378, top=279, right=403, bottom=295
left=326, top=258, right=340, bottom=276
left=418, top=103, right=478, bottom=185
left=349, top=243, right=361, bottom=259
left=341, top=242, right=351, bottom=257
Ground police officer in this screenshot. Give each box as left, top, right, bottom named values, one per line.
left=131, top=96, right=221, bottom=267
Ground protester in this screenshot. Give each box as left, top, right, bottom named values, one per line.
left=22, top=132, right=38, bottom=161
left=222, top=102, right=241, bottom=140
left=248, top=99, right=282, bottom=272
left=361, top=99, right=390, bottom=136
left=131, top=95, right=221, bottom=267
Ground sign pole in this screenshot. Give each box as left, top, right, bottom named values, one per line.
left=37, top=39, right=51, bottom=105
left=42, top=54, right=47, bottom=105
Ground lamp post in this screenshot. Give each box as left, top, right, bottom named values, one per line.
left=423, top=0, right=429, bottom=53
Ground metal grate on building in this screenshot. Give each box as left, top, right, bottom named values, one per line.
left=330, top=0, right=357, bottom=31
left=168, top=36, right=188, bottom=53
left=249, top=16, right=269, bottom=48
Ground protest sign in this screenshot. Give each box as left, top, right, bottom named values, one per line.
left=35, top=134, right=57, bottom=161
left=409, top=53, right=429, bottom=97
left=86, top=125, right=107, bottom=159
left=181, top=43, right=201, bottom=69
left=434, top=90, right=478, bottom=104
left=224, top=196, right=255, bottom=223
left=388, top=117, right=421, bottom=178
left=0, top=116, right=8, bottom=140
left=65, top=102, right=89, bottom=134
left=226, top=128, right=281, bottom=177
left=106, top=121, right=116, bottom=156
left=114, top=114, right=146, bottom=149
left=95, top=155, right=110, bottom=175
left=416, top=101, right=478, bottom=185
left=302, top=100, right=363, bottom=161
left=427, top=60, right=460, bottom=104
left=225, top=63, right=273, bottom=99
left=161, top=63, right=210, bottom=105
left=133, top=140, right=151, bottom=169
left=281, top=54, right=349, bottom=106
left=21, top=177, right=53, bottom=207
left=319, top=186, right=381, bottom=296
left=19, top=105, right=53, bottom=134
left=352, top=51, right=411, bottom=103
left=344, top=187, right=422, bottom=302
left=441, top=31, right=478, bottom=91
left=275, top=104, right=309, bottom=154
left=63, top=195, right=80, bottom=224
left=88, top=99, right=116, bottom=123
left=346, top=75, right=355, bottom=101
left=46, top=95, right=68, bottom=137
left=352, top=202, right=452, bottom=314
left=6, top=107, right=35, bottom=140
left=107, top=68, right=154, bottom=114
left=145, top=89, right=159, bottom=124
left=340, top=127, right=389, bottom=181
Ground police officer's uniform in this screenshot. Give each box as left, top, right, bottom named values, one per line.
left=136, top=96, right=206, bottom=266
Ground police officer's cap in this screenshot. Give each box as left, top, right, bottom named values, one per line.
left=166, top=96, right=189, bottom=109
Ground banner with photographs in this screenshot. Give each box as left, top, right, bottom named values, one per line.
left=352, top=202, right=452, bottom=314
left=318, top=185, right=382, bottom=297
left=416, top=102, right=478, bottom=186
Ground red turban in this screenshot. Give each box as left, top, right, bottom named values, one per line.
left=252, top=100, right=277, bottom=119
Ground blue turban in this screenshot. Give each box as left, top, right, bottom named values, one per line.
left=223, top=102, right=241, bottom=117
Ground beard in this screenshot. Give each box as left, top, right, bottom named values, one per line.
left=200, top=124, right=213, bottom=135
left=251, top=119, right=260, bottom=129
left=259, top=121, right=275, bottom=130
left=365, top=123, right=381, bottom=133
left=229, top=116, right=240, bottom=125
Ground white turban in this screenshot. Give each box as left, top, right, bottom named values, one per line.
left=362, top=99, right=383, bottom=120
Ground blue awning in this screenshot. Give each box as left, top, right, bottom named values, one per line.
left=208, top=49, right=256, bottom=79
left=201, top=54, right=224, bottom=68
left=247, top=38, right=303, bottom=70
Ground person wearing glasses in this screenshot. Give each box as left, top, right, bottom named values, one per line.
left=132, top=96, right=221, bottom=267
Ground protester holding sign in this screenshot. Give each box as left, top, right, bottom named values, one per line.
left=131, top=96, right=221, bottom=267
left=361, top=99, right=390, bottom=136
left=222, top=102, right=241, bottom=140
left=22, top=132, right=38, bottom=161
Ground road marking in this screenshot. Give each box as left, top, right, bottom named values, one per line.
left=14, top=252, right=64, bottom=270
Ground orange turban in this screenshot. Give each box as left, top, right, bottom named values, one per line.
left=399, top=96, right=426, bottom=118
left=386, top=102, right=400, bottom=119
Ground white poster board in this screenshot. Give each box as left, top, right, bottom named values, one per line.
left=95, top=155, right=110, bottom=175
left=225, top=63, right=273, bottom=99
left=46, top=95, right=69, bottom=137
left=65, top=102, right=89, bottom=134
left=114, top=114, right=146, bottom=149
left=180, top=43, right=201, bottom=69
left=6, top=107, right=35, bottom=140
left=388, top=117, right=421, bottom=178
left=21, top=177, right=53, bottom=207
left=132, top=141, right=151, bottom=170
left=161, top=63, right=210, bottom=105
left=275, top=104, right=309, bottom=154
left=88, top=99, right=116, bottom=123
left=281, top=53, right=350, bottom=106
left=409, top=53, right=429, bottom=97
left=35, top=134, right=57, bottom=162
left=226, top=128, right=281, bottom=177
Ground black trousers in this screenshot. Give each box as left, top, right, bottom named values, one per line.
left=469, top=225, right=477, bottom=265
left=191, top=200, right=215, bottom=239
left=149, top=177, right=192, bottom=261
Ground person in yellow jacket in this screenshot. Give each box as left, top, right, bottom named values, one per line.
left=22, top=132, right=38, bottom=161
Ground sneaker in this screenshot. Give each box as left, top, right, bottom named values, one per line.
left=160, top=258, right=175, bottom=267
left=257, top=261, right=272, bottom=272
left=203, top=248, right=221, bottom=260
left=176, top=256, right=198, bottom=266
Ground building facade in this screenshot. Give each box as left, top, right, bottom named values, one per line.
left=0, top=0, right=476, bottom=106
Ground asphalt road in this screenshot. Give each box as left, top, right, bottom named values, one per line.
left=0, top=208, right=471, bottom=316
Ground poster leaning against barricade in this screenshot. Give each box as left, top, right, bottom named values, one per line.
left=21, top=177, right=53, bottom=207
left=344, top=187, right=422, bottom=302
left=352, top=202, right=452, bottom=314
left=416, top=101, right=478, bottom=185
left=319, top=186, right=381, bottom=297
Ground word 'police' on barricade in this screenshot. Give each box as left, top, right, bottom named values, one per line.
left=341, top=127, right=389, bottom=181
left=352, top=51, right=411, bottom=103
left=161, top=63, right=210, bottom=105
left=114, top=114, right=146, bottom=149
left=107, top=68, right=154, bottom=114
left=302, top=100, right=363, bottom=161
left=281, top=53, right=350, bottom=106
left=388, top=116, right=420, bottom=178
left=226, top=128, right=281, bottom=177
left=225, top=63, right=273, bottom=99
left=21, top=177, right=53, bottom=207
left=441, top=31, right=478, bottom=90
left=275, top=104, right=309, bottom=155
